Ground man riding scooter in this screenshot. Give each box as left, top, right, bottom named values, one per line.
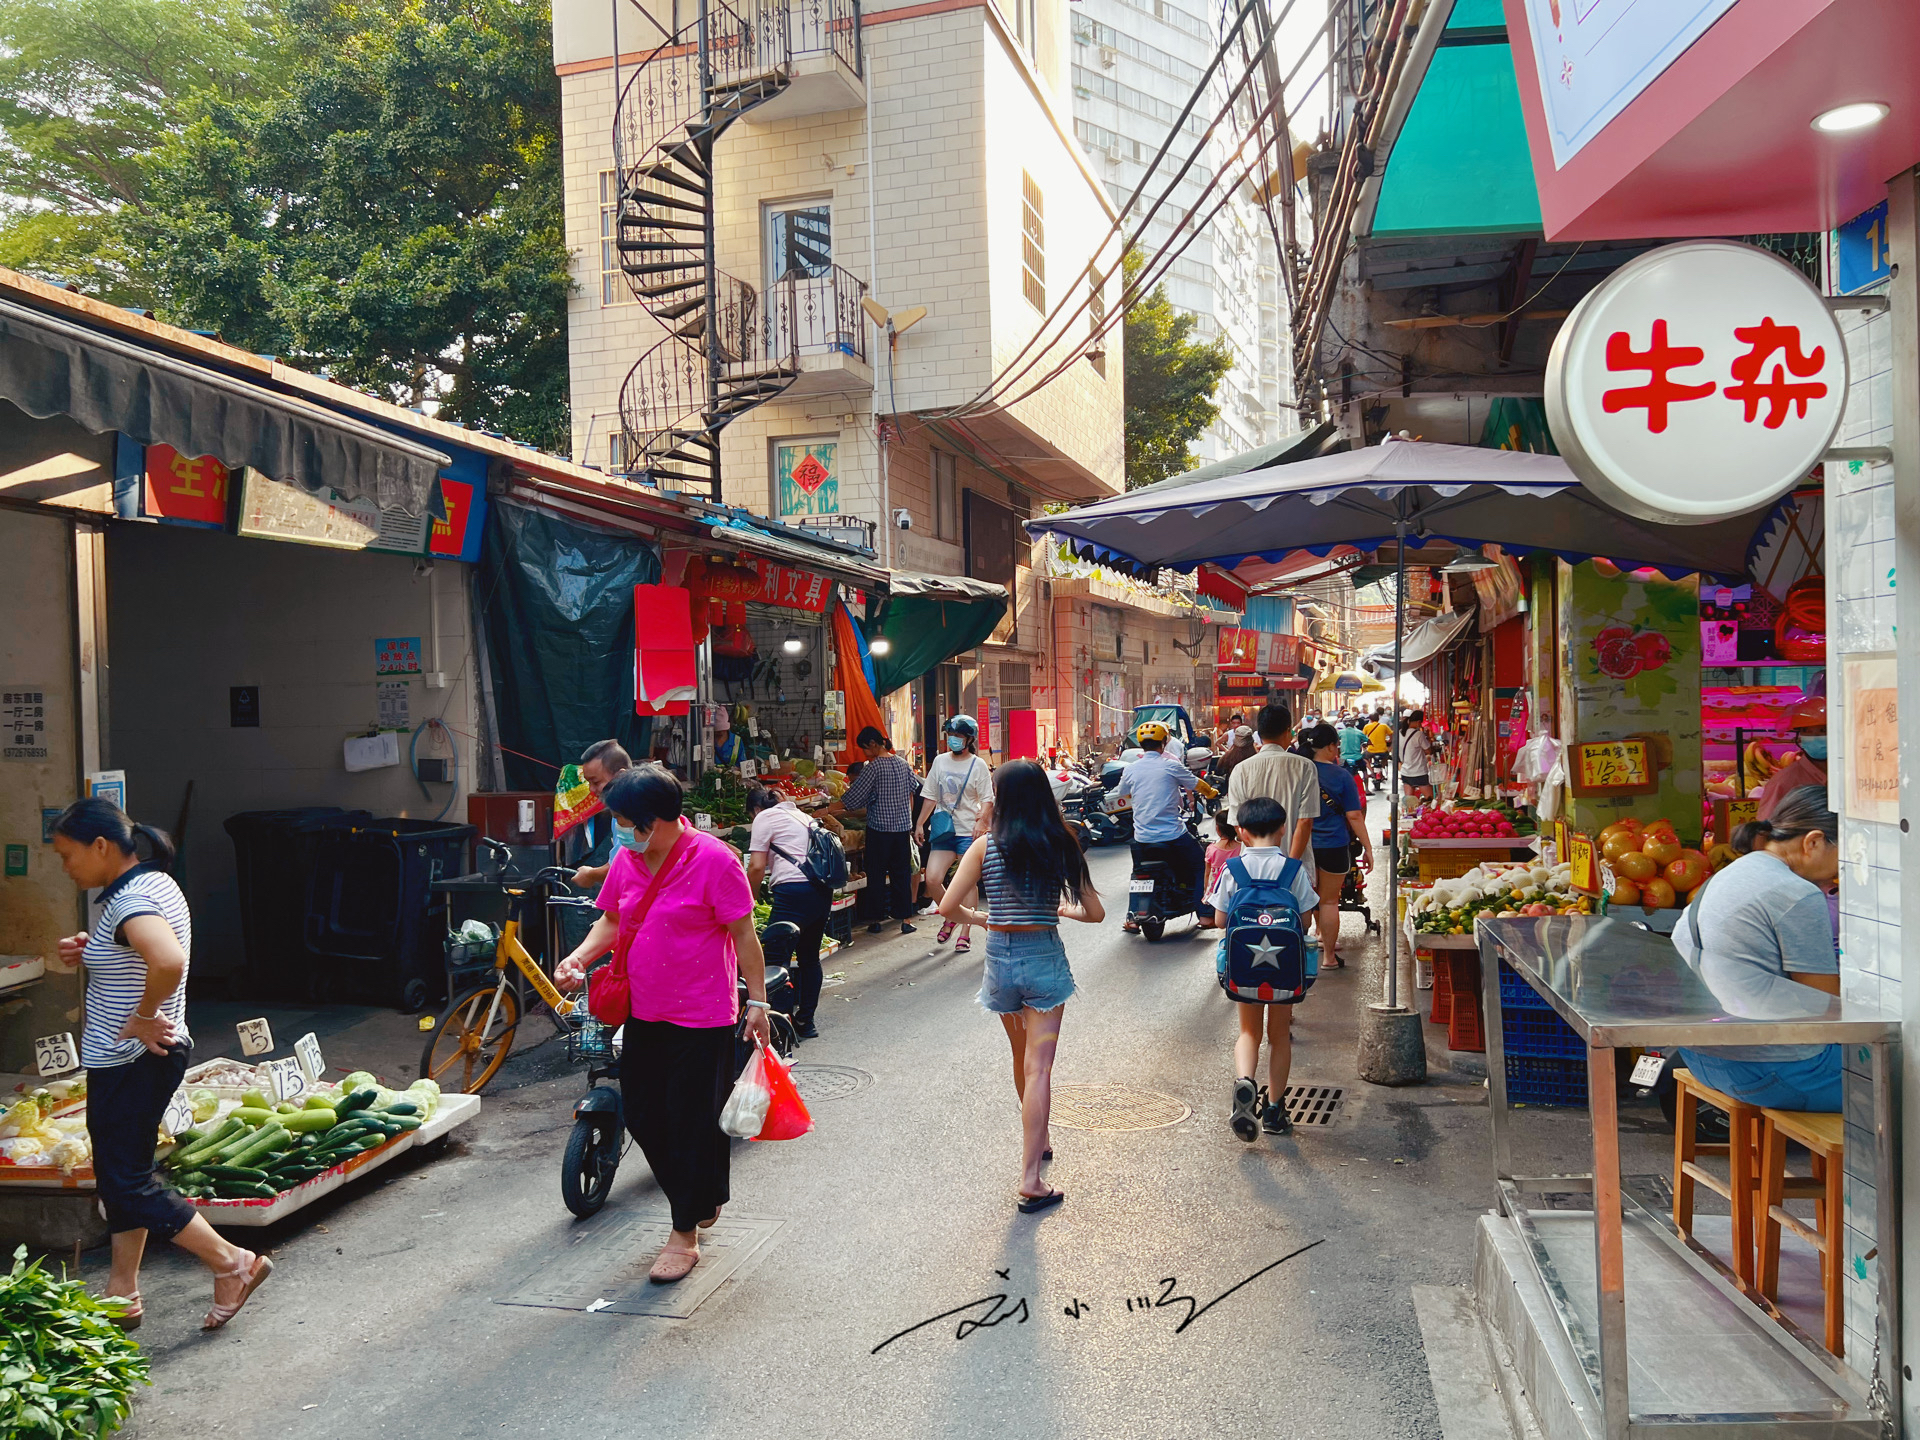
left=1110, top=721, right=1211, bottom=934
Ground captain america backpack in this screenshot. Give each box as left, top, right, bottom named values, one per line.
left=1219, top=855, right=1314, bottom=1003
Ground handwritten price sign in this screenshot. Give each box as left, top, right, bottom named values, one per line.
left=1567, top=832, right=1601, bottom=896
left=32, top=1033, right=77, bottom=1077
left=295, top=1031, right=325, bottom=1082
left=264, top=1056, right=310, bottom=1104
left=1569, top=738, right=1659, bottom=796
left=235, top=1018, right=274, bottom=1056
left=162, top=1090, right=197, bottom=1138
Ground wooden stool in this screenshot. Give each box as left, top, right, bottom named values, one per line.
left=1672, top=1068, right=1764, bottom=1287
left=1757, top=1108, right=1845, bottom=1356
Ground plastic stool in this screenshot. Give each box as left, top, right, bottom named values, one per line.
left=1672, top=1067, right=1764, bottom=1286
left=1757, top=1108, right=1845, bottom=1356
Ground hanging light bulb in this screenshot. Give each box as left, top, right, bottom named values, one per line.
left=869, top=636, right=892, bottom=656
left=782, top=633, right=805, bottom=655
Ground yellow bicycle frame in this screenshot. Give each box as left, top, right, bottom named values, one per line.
left=489, top=914, right=574, bottom=1021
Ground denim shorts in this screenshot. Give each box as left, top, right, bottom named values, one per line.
left=931, top=832, right=975, bottom=859
left=1677, top=1045, right=1842, bottom=1112
left=978, top=927, right=1077, bottom=1014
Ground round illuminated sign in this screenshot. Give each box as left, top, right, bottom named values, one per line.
left=1545, top=241, right=1846, bottom=526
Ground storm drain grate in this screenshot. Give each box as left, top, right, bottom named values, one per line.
left=789, top=1064, right=874, bottom=1105
left=1049, top=1083, right=1191, bottom=1132
left=1282, top=1084, right=1345, bottom=1127
left=495, top=1209, right=783, bottom=1319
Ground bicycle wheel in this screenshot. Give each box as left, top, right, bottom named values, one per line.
left=420, top=982, right=521, bottom=1094
left=561, top=1117, right=620, bottom=1218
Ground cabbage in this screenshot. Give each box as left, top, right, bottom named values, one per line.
left=47, top=1135, right=89, bottom=1175
left=339, top=1070, right=379, bottom=1095
left=0, top=1099, right=42, bottom=1139
left=0, top=1136, right=47, bottom=1163
left=190, top=1089, right=220, bottom=1123
left=408, top=1078, right=440, bottom=1098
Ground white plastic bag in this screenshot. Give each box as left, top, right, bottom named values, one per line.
left=719, top=1046, right=771, bottom=1138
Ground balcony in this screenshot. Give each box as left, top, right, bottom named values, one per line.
left=737, top=0, right=864, bottom=122
left=723, top=264, right=872, bottom=398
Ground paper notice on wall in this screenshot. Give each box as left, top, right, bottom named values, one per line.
left=377, top=680, right=412, bottom=732
left=1842, top=653, right=1898, bottom=825
left=1, top=687, right=48, bottom=761
left=344, top=731, right=401, bottom=772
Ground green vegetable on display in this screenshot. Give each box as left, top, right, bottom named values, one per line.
left=0, top=1245, right=149, bottom=1439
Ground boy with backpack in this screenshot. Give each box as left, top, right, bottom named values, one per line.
left=1205, top=795, right=1321, bottom=1139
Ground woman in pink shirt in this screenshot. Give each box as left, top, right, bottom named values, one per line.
left=556, top=764, right=771, bottom=1283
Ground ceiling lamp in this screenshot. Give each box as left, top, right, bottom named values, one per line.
left=1812, top=102, right=1889, bottom=134
left=782, top=633, right=805, bottom=655
left=1440, top=553, right=1499, bottom=574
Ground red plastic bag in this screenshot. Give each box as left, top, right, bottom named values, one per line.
left=752, top=1043, right=814, bottom=1141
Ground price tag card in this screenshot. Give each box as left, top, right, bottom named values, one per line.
left=32, top=1032, right=77, bottom=1077
left=1629, top=1053, right=1666, bottom=1088
left=694, top=812, right=715, bottom=832
left=264, top=1055, right=310, bottom=1103
left=740, top=759, right=758, bottom=778
left=236, top=1017, right=274, bottom=1056
left=294, top=1031, right=325, bottom=1082
left=162, top=1090, right=196, bottom=1138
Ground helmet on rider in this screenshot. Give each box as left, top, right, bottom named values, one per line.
left=1134, top=720, right=1170, bottom=748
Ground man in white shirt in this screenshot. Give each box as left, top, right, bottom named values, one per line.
left=1221, top=703, right=1319, bottom=860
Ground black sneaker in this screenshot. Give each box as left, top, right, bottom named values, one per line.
left=796, top=1020, right=820, bottom=1040
left=1230, top=1077, right=1259, bottom=1142
left=900, top=922, right=916, bottom=935
left=1260, top=1088, right=1292, bottom=1135
left=866, top=922, right=886, bottom=935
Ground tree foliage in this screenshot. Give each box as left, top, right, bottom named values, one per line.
left=0, top=0, right=570, bottom=449
left=1121, top=249, right=1233, bottom=489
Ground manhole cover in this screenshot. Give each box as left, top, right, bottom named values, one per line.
left=1049, top=1083, right=1190, bottom=1131
left=790, top=1064, right=874, bottom=1104
left=496, top=1210, right=783, bottom=1319
left=1282, top=1084, right=1344, bottom=1127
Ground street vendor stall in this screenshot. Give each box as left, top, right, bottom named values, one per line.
left=1476, top=912, right=1898, bottom=1438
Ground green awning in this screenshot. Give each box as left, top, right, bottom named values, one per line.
left=1371, top=39, right=1541, bottom=238
left=870, top=574, right=1008, bottom=696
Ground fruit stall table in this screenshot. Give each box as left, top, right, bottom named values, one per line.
left=1408, top=834, right=1541, bottom=881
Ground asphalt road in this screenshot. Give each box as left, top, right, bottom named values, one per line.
left=118, top=812, right=1612, bottom=1440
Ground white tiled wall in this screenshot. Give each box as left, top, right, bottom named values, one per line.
left=1826, top=284, right=1893, bottom=1371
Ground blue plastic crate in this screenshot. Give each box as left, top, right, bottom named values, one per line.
left=1502, top=1004, right=1586, bottom=1061
left=1504, top=1054, right=1589, bottom=1108
left=1498, top=960, right=1552, bottom=1011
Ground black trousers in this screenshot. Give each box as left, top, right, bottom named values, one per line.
left=619, top=1019, right=736, bottom=1233
left=863, top=827, right=916, bottom=921
left=88, top=1043, right=197, bottom=1241
left=768, top=881, right=830, bottom=1025
left=1132, top=831, right=1208, bottom=911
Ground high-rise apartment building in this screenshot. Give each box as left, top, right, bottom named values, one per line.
left=1069, top=0, right=1290, bottom=463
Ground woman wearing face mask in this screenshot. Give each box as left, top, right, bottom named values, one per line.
left=1672, top=786, right=1842, bottom=1111
left=916, top=715, right=995, bottom=954
left=1754, top=696, right=1828, bottom=821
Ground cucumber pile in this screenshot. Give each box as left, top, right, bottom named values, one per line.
left=164, top=1076, right=438, bottom=1201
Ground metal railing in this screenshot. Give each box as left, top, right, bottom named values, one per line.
left=762, top=264, right=867, bottom=363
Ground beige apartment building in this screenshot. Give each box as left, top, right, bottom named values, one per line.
left=552, top=0, right=1126, bottom=758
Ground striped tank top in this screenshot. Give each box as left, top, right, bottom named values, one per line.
left=81, top=866, right=192, bottom=1068
left=979, top=839, right=1064, bottom=926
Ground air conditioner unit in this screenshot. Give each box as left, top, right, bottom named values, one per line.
left=1098, top=45, right=1117, bottom=68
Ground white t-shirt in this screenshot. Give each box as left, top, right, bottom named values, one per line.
left=1400, top=728, right=1433, bottom=776
left=749, top=802, right=817, bottom=888
left=924, top=751, right=994, bottom=835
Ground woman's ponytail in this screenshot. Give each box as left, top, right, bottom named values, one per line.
left=51, top=798, right=174, bottom=872
left=1730, top=818, right=1774, bottom=854
left=1732, top=785, right=1836, bottom=856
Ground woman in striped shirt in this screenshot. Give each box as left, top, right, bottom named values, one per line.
left=52, top=799, right=272, bottom=1332
left=937, top=760, right=1103, bottom=1214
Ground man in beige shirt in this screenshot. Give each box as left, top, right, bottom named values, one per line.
left=1223, top=703, right=1319, bottom=860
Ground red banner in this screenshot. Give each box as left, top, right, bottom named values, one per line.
left=144, top=444, right=230, bottom=526
left=1264, top=632, right=1303, bottom=672
left=687, top=555, right=832, bottom=613
left=1216, top=628, right=1261, bottom=669
left=1197, top=565, right=1248, bottom=611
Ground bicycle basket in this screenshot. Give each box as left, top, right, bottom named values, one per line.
left=565, top=959, right=619, bottom=1066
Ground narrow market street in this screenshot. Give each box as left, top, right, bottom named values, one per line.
left=118, top=820, right=1528, bottom=1440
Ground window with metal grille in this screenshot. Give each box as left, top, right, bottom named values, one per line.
left=932, top=448, right=959, bottom=540
left=599, top=171, right=634, bottom=307
left=1020, top=173, right=1045, bottom=313
left=1000, top=661, right=1031, bottom=710
left=609, top=430, right=630, bottom=474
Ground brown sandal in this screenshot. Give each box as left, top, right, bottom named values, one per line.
left=698, top=1206, right=722, bottom=1229
left=649, top=1244, right=700, bottom=1283
left=203, top=1250, right=272, bottom=1330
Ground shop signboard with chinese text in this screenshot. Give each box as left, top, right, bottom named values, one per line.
left=1263, top=632, right=1302, bottom=673
left=143, top=444, right=230, bottom=527
left=1567, top=831, right=1601, bottom=896
left=1216, top=629, right=1261, bottom=670
left=236, top=469, right=431, bottom=554
left=1, top=689, right=47, bottom=761
left=1569, top=737, right=1661, bottom=797
left=691, top=555, right=832, bottom=614
left=428, top=477, right=485, bottom=562
left=1545, top=242, right=1846, bottom=526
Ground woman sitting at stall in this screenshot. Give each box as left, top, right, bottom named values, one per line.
left=1673, top=784, right=1841, bottom=1112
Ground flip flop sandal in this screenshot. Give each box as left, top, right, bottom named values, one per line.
left=106, top=1292, right=141, bottom=1332
left=649, top=1245, right=701, bottom=1283
left=698, top=1207, right=723, bottom=1229
left=936, top=920, right=957, bottom=944
left=1016, top=1188, right=1065, bottom=1214
left=203, top=1251, right=273, bottom=1330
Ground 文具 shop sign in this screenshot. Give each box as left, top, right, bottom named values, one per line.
left=1545, top=241, right=1846, bottom=526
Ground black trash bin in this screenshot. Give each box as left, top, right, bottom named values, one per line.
left=303, top=818, right=478, bottom=1010
left=224, top=808, right=374, bottom=1001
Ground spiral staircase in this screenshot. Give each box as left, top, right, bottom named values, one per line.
left=613, top=0, right=866, bottom=496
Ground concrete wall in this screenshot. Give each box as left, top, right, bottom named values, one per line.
left=0, top=506, right=86, bottom=1068
left=104, top=523, right=479, bottom=986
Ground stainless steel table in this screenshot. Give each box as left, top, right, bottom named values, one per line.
left=1479, top=913, right=1900, bottom=1439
